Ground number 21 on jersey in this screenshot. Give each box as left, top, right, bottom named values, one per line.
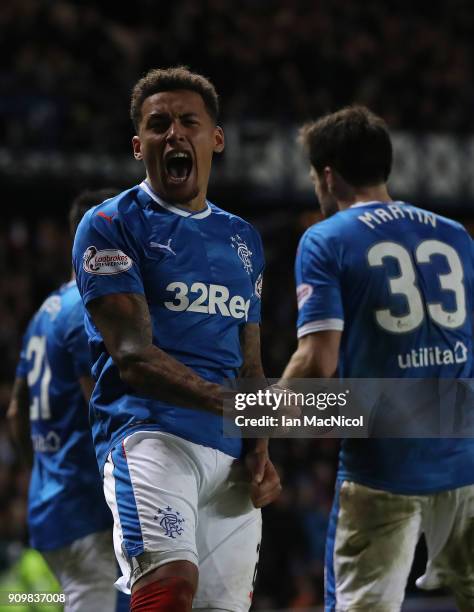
left=26, top=335, right=52, bottom=420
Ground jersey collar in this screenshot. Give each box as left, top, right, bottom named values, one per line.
left=350, top=200, right=403, bottom=208
left=139, top=180, right=212, bottom=219
left=350, top=200, right=386, bottom=208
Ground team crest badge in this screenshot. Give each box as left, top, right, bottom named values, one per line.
left=153, top=506, right=185, bottom=538
left=231, top=234, right=253, bottom=274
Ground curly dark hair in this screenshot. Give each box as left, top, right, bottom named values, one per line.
left=130, top=66, right=219, bottom=131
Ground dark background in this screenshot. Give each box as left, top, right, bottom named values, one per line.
left=1, top=1, right=473, bottom=609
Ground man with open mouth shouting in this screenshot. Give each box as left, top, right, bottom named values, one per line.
left=72, top=67, right=281, bottom=612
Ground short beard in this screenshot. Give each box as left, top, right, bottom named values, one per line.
left=320, top=197, right=339, bottom=219
left=166, top=186, right=200, bottom=206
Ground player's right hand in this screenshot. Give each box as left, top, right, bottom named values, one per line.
left=245, top=452, right=282, bottom=508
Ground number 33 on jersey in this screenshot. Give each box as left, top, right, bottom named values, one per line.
left=296, top=201, right=474, bottom=378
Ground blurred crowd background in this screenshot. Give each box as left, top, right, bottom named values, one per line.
left=2, top=0, right=474, bottom=609
left=3, top=0, right=474, bottom=153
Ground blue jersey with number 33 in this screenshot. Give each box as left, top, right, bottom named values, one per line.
left=296, top=201, right=474, bottom=493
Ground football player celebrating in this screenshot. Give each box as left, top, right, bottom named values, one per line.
left=282, top=106, right=474, bottom=611
left=8, top=190, right=121, bottom=611
left=73, top=67, right=280, bottom=612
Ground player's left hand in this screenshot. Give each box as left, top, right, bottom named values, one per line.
left=245, top=450, right=282, bottom=508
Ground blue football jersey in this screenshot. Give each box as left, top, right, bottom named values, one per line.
left=16, top=281, right=112, bottom=550
left=296, top=201, right=474, bottom=493
left=72, top=181, right=264, bottom=471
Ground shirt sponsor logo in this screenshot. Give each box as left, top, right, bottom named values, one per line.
left=164, top=281, right=250, bottom=320
left=32, top=431, right=61, bottom=453
left=398, top=341, right=468, bottom=369
left=297, top=283, right=313, bottom=309
left=83, top=246, right=132, bottom=275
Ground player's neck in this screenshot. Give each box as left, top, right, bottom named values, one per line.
left=339, top=184, right=392, bottom=210
left=181, top=194, right=208, bottom=212
left=146, top=178, right=207, bottom=213
left=165, top=191, right=207, bottom=212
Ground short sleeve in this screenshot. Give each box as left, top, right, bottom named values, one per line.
left=247, top=227, right=265, bottom=324
left=63, top=301, right=92, bottom=378
left=295, top=228, right=344, bottom=337
left=73, top=208, right=145, bottom=307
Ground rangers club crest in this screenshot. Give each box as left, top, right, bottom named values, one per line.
left=231, top=234, right=253, bottom=274
left=154, top=506, right=185, bottom=538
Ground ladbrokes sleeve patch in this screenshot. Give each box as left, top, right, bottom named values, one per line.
left=83, top=246, right=133, bottom=275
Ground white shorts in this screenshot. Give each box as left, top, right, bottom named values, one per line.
left=325, top=480, right=474, bottom=611
left=103, top=431, right=262, bottom=612
left=42, top=529, right=117, bottom=612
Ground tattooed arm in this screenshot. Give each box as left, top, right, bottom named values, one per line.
left=239, top=323, right=281, bottom=508
left=87, top=292, right=224, bottom=413
left=239, top=323, right=265, bottom=379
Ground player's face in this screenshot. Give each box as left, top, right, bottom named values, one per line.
left=310, top=167, right=339, bottom=218
left=132, top=90, right=224, bottom=208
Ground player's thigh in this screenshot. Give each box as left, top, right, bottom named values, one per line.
left=420, top=484, right=474, bottom=607
left=42, top=529, right=117, bottom=612
left=103, top=431, right=203, bottom=592
left=194, top=456, right=261, bottom=612
left=326, top=480, right=423, bottom=612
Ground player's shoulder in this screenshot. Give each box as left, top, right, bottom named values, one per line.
left=57, top=280, right=83, bottom=311
left=25, top=285, right=66, bottom=338
left=209, top=202, right=262, bottom=240
left=423, top=207, right=469, bottom=234
left=76, top=185, right=142, bottom=234
left=208, top=201, right=253, bottom=227
left=50, top=282, right=84, bottom=329
left=402, top=202, right=472, bottom=244
left=299, top=212, right=345, bottom=253
left=37, top=286, right=63, bottom=319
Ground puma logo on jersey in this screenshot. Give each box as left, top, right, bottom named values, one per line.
left=150, top=239, right=176, bottom=255
left=97, top=211, right=115, bottom=223
left=164, top=282, right=250, bottom=320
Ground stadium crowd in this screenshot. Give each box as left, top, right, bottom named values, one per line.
left=2, top=0, right=474, bottom=155
left=2, top=0, right=474, bottom=608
